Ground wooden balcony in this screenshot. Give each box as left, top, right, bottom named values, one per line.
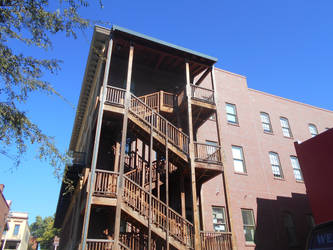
left=194, top=142, right=223, bottom=185
left=139, top=91, right=174, bottom=113
left=191, top=84, right=215, bottom=106
left=200, top=231, right=232, bottom=250
left=86, top=239, right=130, bottom=250
left=194, top=142, right=222, bottom=165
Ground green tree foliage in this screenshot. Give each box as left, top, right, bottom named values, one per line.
left=30, top=215, right=60, bottom=250
left=0, top=0, right=98, bottom=174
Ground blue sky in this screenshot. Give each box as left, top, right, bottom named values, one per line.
left=1, top=0, right=333, bottom=224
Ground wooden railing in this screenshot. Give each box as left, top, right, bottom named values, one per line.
left=123, top=175, right=194, bottom=248
left=130, top=94, right=189, bottom=154
left=200, top=231, right=232, bottom=250
left=93, top=170, right=118, bottom=197
left=191, top=84, right=215, bottom=104
left=139, top=91, right=175, bottom=111
left=86, top=239, right=114, bottom=250
left=105, top=86, right=126, bottom=106
left=194, top=142, right=222, bottom=164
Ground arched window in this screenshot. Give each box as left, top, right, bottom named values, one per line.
left=308, top=124, right=318, bottom=137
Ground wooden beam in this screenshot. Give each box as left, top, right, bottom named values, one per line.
left=194, top=67, right=211, bottom=86
left=80, top=38, right=113, bottom=250
left=165, top=130, right=170, bottom=250
left=180, top=172, right=186, bottom=218
left=113, top=44, right=135, bottom=248
left=148, top=112, right=154, bottom=250
left=185, top=61, right=202, bottom=250
left=211, top=66, right=236, bottom=249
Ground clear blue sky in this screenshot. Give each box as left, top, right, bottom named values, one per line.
left=1, top=0, right=333, bottom=224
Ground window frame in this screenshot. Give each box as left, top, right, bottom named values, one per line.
left=241, top=208, right=256, bottom=244
left=269, top=152, right=284, bottom=179
left=232, top=145, right=246, bottom=173
left=290, top=156, right=303, bottom=181
left=212, top=206, right=227, bottom=232
left=260, top=112, right=273, bottom=133
left=308, top=123, right=318, bottom=137
left=280, top=117, right=293, bottom=138
left=225, top=103, right=238, bottom=125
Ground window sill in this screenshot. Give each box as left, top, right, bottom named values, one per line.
left=234, top=171, right=248, bottom=176
left=273, top=177, right=285, bottom=181
left=283, top=136, right=294, bottom=139
left=296, top=180, right=304, bottom=183
left=228, top=122, right=239, bottom=127
left=263, top=131, right=274, bottom=135
left=245, top=242, right=256, bottom=247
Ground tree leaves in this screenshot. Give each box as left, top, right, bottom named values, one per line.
left=0, top=0, right=93, bottom=176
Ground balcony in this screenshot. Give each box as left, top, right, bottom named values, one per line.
left=200, top=231, right=232, bottom=250
left=139, top=90, right=175, bottom=113
left=191, top=84, right=215, bottom=105
left=194, top=142, right=222, bottom=165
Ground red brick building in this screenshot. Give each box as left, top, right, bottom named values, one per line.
left=0, top=185, right=9, bottom=240
left=198, top=69, right=333, bottom=249
left=294, top=128, right=333, bottom=225
left=54, top=26, right=333, bottom=250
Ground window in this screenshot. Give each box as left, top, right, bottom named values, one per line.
left=290, top=156, right=303, bottom=181
left=280, top=117, right=292, bottom=137
left=212, top=206, right=227, bottom=232
left=13, top=224, right=20, bottom=236
left=269, top=152, right=283, bottom=178
left=232, top=146, right=246, bottom=173
left=241, top=209, right=255, bottom=243
left=308, top=124, right=318, bottom=137
left=260, top=112, right=272, bottom=133
left=283, top=212, right=299, bottom=247
left=226, top=103, right=238, bottom=124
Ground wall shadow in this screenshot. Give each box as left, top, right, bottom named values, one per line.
left=255, top=193, right=312, bottom=250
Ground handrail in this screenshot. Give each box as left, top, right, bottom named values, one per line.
left=200, top=231, right=232, bottom=250
left=93, top=170, right=118, bottom=197
left=190, top=84, right=215, bottom=104
left=130, top=94, right=189, bottom=154
left=86, top=239, right=114, bottom=250
left=105, top=86, right=126, bottom=106
left=123, top=175, right=194, bottom=248
left=194, top=142, right=222, bottom=164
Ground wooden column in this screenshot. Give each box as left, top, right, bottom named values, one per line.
left=148, top=112, right=154, bottom=250
left=185, top=61, right=201, bottom=250
left=165, top=129, right=170, bottom=250
left=211, top=66, right=236, bottom=249
left=80, top=38, right=113, bottom=250
left=113, top=44, right=135, bottom=249
left=180, top=173, right=186, bottom=218
left=113, top=141, right=120, bottom=172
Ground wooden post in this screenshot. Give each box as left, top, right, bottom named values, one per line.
left=180, top=173, right=186, bottom=218
left=185, top=61, right=201, bottom=250
left=114, top=142, right=120, bottom=172
left=148, top=112, right=154, bottom=250
left=113, top=44, right=134, bottom=249
left=80, top=38, right=113, bottom=250
left=165, top=127, right=170, bottom=250
left=211, top=66, right=236, bottom=249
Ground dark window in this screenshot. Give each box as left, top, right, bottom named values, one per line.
left=13, top=224, right=20, bottom=236
left=283, top=212, right=299, bottom=247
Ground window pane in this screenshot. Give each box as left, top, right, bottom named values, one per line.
left=232, top=146, right=245, bottom=173
left=290, top=156, right=303, bottom=181
left=227, top=114, right=237, bottom=123
left=234, top=160, right=245, bottom=172
left=241, top=209, right=255, bottom=243
left=226, top=104, right=235, bottom=114
left=269, top=153, right=279, bottom=165
left=282, top=128, right=291, bottom=137
left=309, top=124, right=318, bottom=137
left=13, top=224, right=20, bottom=235
left=212, top=206, right=226, bottom=232
left=269, top=152, right=283, bottom=178
left=280, top=118, right=289, bottom=128
left=232, top=147, right=242, bottom=160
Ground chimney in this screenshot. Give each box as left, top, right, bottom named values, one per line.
left=0, top=184, right=4, bottom=193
